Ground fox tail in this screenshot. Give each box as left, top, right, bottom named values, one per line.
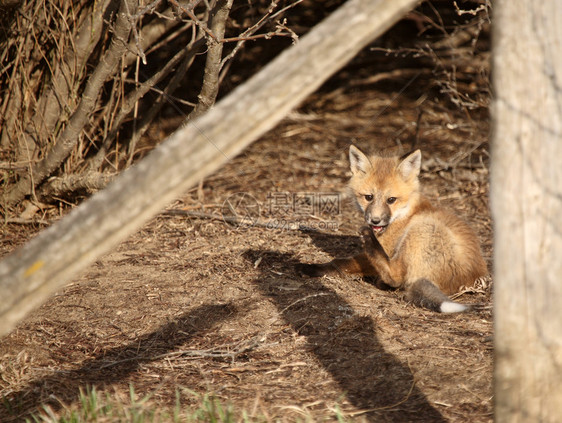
left=406, top=279, right=468, bottom=313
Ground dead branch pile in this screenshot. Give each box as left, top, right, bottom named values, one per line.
left=0, top=0, right=301, bottom=212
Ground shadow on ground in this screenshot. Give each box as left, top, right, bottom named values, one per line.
left=244, top=246, right=445, bottom=422
left=0, top=303, right=241, bottom=422
left=297, top=229, right=394, bottom=290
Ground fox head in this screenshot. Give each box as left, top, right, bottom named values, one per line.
left=348, top=145, right=421, bottom=235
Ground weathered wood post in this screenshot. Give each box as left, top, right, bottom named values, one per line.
left=492, top=1, right=562, bottom=421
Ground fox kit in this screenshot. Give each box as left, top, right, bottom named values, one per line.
left=299, top=145, right=487, bottom=313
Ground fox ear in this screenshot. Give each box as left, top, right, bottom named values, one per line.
left=349, top=145, right=371, bottom=175
left=397, top=150, right=421, bottom=180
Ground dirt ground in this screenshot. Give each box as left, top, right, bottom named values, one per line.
left=0, top=7, right=493, bottom=422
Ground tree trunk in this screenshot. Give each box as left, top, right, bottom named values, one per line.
left=491, top=1, right=562, bottom=421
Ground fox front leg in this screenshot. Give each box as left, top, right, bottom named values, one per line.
left=359, top=226, right=404, bottom=288
left=297, top=253, right=377, bottom=277
left=297, top=227, right=387, bottom=278
left=359, top=226, right=386, bottom=257
left=297, top=229, right=378, bottom=277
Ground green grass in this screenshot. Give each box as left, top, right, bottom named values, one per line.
left=26, top=385, right=241, bottom=423
left=25, top=385, right=351, bottom=423
left=24, top=384, right=349, bottom=422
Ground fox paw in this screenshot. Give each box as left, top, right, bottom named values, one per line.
left=359, top=226, right=373, bottom=239
left=359, top=226, right=378, bottom=244
left=296, top=263, right=327, bottom=277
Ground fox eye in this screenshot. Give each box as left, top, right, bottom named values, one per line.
left=387, top=197, right=397, bottom=205
left=364, top=194, right=373, bottom=202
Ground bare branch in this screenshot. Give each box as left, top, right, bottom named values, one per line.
left=124, top=54, right=198, bottom=166
left=38, top=172, right=116, bottom=201
left=28, top=0, right=114, bottom=153
left=123, top=8, right=181, bottom=67
left=186, top=0, right=234, bottom=122
left=90, top=36, right=206, bottom=170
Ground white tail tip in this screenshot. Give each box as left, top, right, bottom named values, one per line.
left=440, top=301, right=468, bottom=313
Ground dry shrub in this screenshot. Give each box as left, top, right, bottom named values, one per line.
left=0, top=0, right=306, bottom=213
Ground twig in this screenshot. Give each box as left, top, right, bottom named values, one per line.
left=161, top=209, right=333, bottom=233
left=123, top=8, right=183, bottom=67
left=99, top=336, right=263, bottom=369
left=279, top=293, right=333, bottom=315
left=2, top=218, right=51, bottom=226
left=343, top=376, right=417, bottom=416
left=347, top=68, right=430, bottom=88
left=141, top=20, right=193, bottom=59
left=450, top=275, right=492, bottom=300
left=162, top=209, right=262, bottom=226
left=122, top=80, right=197, bottom=106
left=453, top=1, right=490, bottom=17
left=219, top=0, right=302, bottom=71
left=221, top=31, right=295, bottom=43
left=124, top=0, right=147, bottom=65
left=168, top=0, right=218, bottom=41
left=134, top=0, right=164, bottom=19
left=153, top=336, right=262, bottom=361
